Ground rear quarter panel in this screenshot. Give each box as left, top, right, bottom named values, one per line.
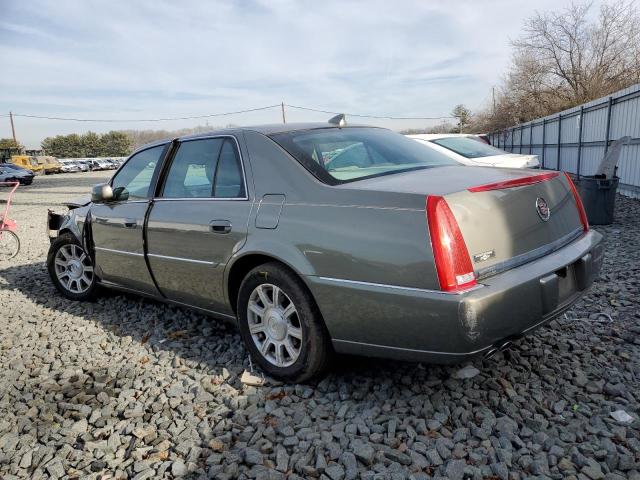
left=239, top=130, right=440, bottom=290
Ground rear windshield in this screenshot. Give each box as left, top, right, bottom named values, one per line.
left=270, top=127, right=459, bottom=184
left=431, top=136, right=506, bottom=159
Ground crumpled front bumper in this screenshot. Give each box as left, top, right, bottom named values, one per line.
left=47, top=210, right=65, bottom=242
left=306, top=229, right=603, bottom=363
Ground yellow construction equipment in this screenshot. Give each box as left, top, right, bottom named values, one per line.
left=10, top=155, right=44, bottom=175
left=36, top=156, right=62, bottom=174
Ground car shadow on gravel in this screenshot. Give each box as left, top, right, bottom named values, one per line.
left=0, top=260, right=519, bottom=385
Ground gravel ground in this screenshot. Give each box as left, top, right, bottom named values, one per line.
left=0, top=172, right=638, bottom=480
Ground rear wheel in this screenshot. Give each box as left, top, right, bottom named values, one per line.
left=47, top=233, right=96, bottom=300
left=237, top=263, right=332, bottom=382
left=0, top=229, right=20, bottom=260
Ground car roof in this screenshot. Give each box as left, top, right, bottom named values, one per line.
left=179, top=122, right=374, bottom=140
left=407, top=133, right=478, bottom=140
left=130, top=122, right=380, bottom=156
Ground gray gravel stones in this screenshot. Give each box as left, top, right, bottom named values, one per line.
left=0, top=173, right=639, bottom=479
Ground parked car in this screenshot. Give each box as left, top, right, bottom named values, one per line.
left=60, top=161, right=80, bottom=173
left=408, top=134, right=539, bottom=168
left=75, top=161, right=90, bottom=172
left=46, top=122, right=602, bottom=382
left=89, top=159, right=113, bottom=170
left=1, top=163, right=35, bottom=185
left=59, top=159, right=88, bottom=172
left=0, top=163, right=34, bottom=185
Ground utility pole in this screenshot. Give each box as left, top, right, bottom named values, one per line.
left=492, top=87, right=496, bottom=116
left=281, top=102, right=286, bottom=124
left=9, top=112, right=17, bottom=143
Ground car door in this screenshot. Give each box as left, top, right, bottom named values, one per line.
left=145, top=136, right=252, bottom=313
left=90, top=144, right=167, bottom=294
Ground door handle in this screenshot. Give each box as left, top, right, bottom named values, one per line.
left=209, top=220, right=232, bottom=234
left=123, top=218, right=137, bottom=229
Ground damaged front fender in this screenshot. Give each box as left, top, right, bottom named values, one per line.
left=47, top=204, right=90, bottom=244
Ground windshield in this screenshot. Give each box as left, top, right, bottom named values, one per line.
left=270, top=127, right=459, bottom=184
left=431, top=136, right=507, bottom=159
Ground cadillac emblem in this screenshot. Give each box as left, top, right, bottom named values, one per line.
left=536, top=197, right=550, bottom=221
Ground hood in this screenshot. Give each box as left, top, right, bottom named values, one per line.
left=64, top=195, right=91, bottom=209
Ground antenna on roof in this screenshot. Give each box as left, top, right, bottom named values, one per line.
left=328, top=114, right=346, bottom=127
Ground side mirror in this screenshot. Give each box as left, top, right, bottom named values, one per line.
left=91, top=183, right=114, bottom=203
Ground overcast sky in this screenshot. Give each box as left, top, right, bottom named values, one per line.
left=1, top=0, right=582, bottom=148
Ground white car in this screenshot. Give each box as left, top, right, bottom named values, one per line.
left=408, top=134, right=539, bottom=169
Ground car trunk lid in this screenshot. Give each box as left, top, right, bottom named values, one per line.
left=444, top=172, right=583, bottom=278
left=346, top=166, right=585, bottom=282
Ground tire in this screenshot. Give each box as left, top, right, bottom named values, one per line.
left=0, top=229, right=20, bottom=259
left=237, top=262, right=332, bottom=382
left=47, top=232, right=97, bottom=301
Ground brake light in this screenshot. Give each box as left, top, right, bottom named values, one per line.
left=563, top=172, right=589, bottom=232
left=426, top=196, right=477, bottom=292
left=468, top=172, right=559, bottom=192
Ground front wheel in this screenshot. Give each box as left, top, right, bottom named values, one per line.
left=47, top=233, right=97, bottom=300
left=0, top=229, right=20, bottom=260
left=237, top=263, right=332, bottom=382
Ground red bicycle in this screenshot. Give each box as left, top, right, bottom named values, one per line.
left=0, top=181, right=20, bottom=259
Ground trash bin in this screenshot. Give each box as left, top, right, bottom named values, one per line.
left=577, top=175, right=619, bottom=225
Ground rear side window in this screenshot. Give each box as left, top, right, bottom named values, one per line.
left=161, top=137, right=245, bottom=199
left=270, top=127, right=459, bottom=185
left=214, top=140, right=245, bottom=198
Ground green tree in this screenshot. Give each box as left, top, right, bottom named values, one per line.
left=41, top=134, right=82, bottom=157
left=81, top=131, right=102, bottom=157
left=0, top=138, right=23, bottom=150
left=100, top=131, right=132, bottom=156
left=451, top=104, right=471, bottom=133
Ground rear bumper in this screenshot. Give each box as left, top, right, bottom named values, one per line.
left=306, top=229, right=603, bottom=363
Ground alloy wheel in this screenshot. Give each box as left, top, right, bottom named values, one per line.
left=247, top=283, right=303, bottom=367
left=54, top=244, right=94, bottom=294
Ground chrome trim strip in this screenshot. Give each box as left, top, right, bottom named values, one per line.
left=154, top=135, right=249, bottom=201
left=316, top=276, right=483, bottom=295
left=153, top=197, right=248, bottom=202
left=332, top=338, right=488, bottom=356
left=476, top=227, right=583, bottom=279
left=94, top=246, right=144, bottom=257
left=147, top=253, right=217, bottom=266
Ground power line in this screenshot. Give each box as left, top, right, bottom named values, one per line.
left=10, top=105, right=281, bottom=123
left=285, top=104, right=455, bottom=120
left=5, top=103, right=455, bottom=124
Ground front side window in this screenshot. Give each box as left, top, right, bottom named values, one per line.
left=111, top=145, right=165, bottom=200
left=270, top=127, right=459, bottom=184
left=162, top=137, right=245, bottom=198
left=431, top=137, right=507, bottom=159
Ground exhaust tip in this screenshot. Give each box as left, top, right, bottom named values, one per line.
left=483, top=347, right=498, bottom=359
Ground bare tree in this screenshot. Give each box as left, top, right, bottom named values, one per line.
left=514, top=1, right=640, bottom=103
left=473, top=1, right=640, bottom=133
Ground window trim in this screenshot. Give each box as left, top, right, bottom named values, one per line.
left=154, top=135, right=249, bottom=202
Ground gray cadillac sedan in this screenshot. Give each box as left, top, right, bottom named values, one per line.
left=46, top=122, right=603, bottom=381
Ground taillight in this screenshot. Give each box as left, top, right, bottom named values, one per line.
left=564, top=172, right=589, bottom=232
left=426, top=196, right=477, bottom=292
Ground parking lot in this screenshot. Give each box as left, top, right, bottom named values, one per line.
left=0, top=172, right=638, bottom=479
